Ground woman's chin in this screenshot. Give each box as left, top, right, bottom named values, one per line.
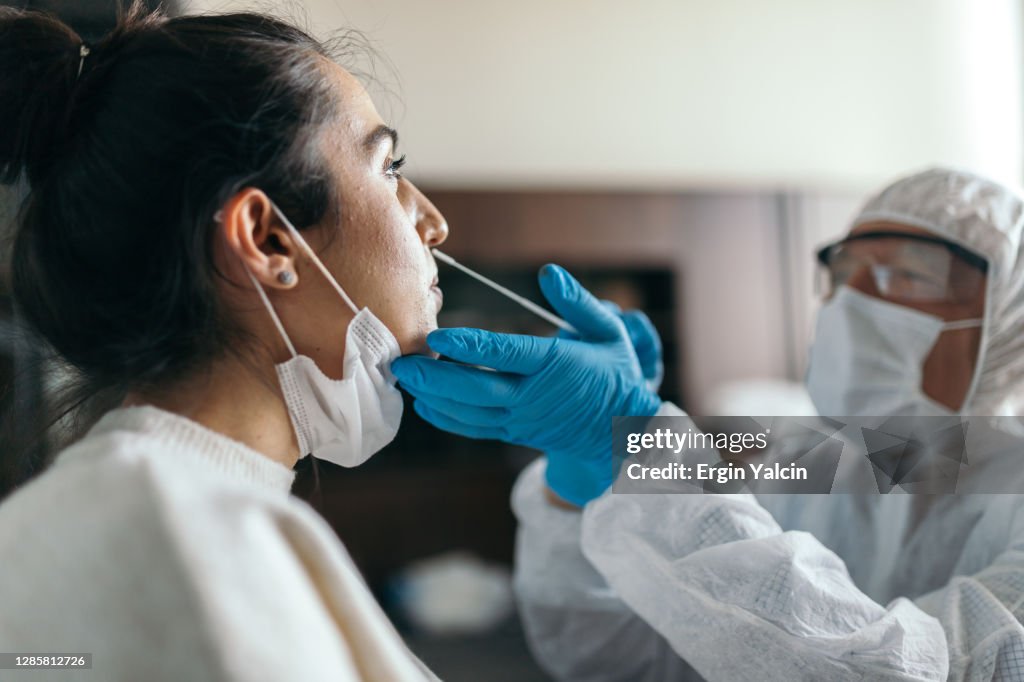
left=404, top=343, right=439, bottom=359
left=400, top=322, right=439, bottom=357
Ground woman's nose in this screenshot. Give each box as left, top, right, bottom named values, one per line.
left=406, top=180, right=449, bottom=247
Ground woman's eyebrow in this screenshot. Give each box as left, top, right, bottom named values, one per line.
left=363, top=124, right=398, bottom=153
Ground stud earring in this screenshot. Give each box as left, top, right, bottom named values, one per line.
left=277, top=271, right=295, bottom=285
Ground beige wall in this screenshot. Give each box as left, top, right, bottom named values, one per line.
left=187, top=0, right=1022, bottom=191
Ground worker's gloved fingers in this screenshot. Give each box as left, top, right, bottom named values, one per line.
left=391, top=356, right=518, bottom=407
left=545, top=460, right=611, bottom=508
left=556, top=300, right=621, bottom=341
left=413, top=399, right=508, bottom=441
left=410, top=392, right=510, bottom=429
left=602, top=300, right=623, bottom=315
left=538, top=265, right=623, bottom=342
left=426, top=328, right=556, bottom=375
left=620, top=309, right=664, bottom=384
left=620, top=309, right=661, bottom=357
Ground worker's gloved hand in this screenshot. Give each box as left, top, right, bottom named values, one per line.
left=623, top=310, right=664, bottom=394
left=391, top=264, right=662, bottom=507
left=582, top=302, right=664, bottom=394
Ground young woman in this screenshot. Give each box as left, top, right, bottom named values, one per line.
left=0, top=5, right=448, bottom=680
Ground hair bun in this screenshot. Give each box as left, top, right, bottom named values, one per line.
left=0, top=8, right=84, bottom=184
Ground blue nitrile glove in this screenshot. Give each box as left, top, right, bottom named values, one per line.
left=586, top=303, right=664, bottom=394
left=391, top=264, right=663, bottom=507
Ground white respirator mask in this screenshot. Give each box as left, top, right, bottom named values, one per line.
left=806, top=286, right=983, bottom=418
left=244, top=202, right=404, bottom=467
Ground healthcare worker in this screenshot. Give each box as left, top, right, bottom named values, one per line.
left=393, top=167, right=1024, bottom=680
left=0, top=5, right=455, bottom=681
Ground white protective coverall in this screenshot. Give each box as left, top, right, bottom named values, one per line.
left=513, top=168, right=1024, bottom=681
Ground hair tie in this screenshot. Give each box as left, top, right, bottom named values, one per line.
left=76, top=44, right=90, bottom=80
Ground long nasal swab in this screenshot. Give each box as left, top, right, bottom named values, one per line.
left=431, top=248, right=578, bottom=335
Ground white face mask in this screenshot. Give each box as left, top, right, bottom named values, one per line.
left=806, top=286, right=983, bottom=418
left=245, top=203, right=404, bottom=467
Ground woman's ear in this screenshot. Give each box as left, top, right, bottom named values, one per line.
left=217, top=188, right=300, bottom=290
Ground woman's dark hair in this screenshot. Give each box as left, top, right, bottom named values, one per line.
left=0, top=3, right=359, bottom=471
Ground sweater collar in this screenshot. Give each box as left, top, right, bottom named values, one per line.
left=71, top=406, right=297, bottom=493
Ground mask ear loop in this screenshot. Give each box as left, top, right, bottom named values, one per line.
left=227, top=199, right=361, bottom=359
left=950, top=255, right=993, bottom=414
left=268, top=201, right=360, bottom=317
left=216, top=206, right=300, bottom=359
left=244, top=266, right=298, bottom=359
left=942, top=318, right=985, bottom=331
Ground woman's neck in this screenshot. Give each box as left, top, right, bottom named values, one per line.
left=123, top=353, right=300, bottom=469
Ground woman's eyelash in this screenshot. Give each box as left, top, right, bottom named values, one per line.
left=386, top=154, right=407, bottom=178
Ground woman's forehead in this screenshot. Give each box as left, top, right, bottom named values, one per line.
left=321, top=60, right=386, bottom=144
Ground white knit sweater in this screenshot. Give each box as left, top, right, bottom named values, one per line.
left=0, top=406, right=438, bottom=682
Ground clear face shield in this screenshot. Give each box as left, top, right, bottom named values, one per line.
left=815, top=231, right=989, bottom=304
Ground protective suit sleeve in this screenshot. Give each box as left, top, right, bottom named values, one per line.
left=914, top=505, right=1024, bottom=680
left=578, top=408, right=949, bottom=681
left=512, top=457, right=703, bottom=681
